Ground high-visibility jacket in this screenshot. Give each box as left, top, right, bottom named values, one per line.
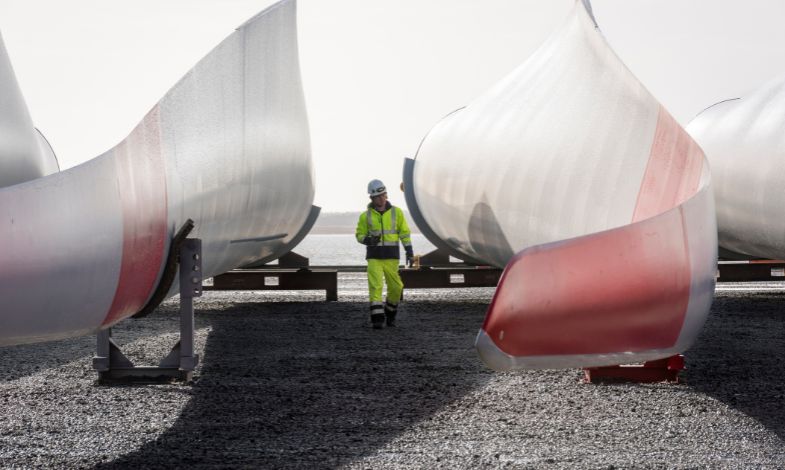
left=356, top=201, right=412, bottom=260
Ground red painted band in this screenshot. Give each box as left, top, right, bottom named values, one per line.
left=632, top=106, right=704, bottom=223
left=482, top=206, right=691, bottom=356
left=482, top=105, right=702, bottom=357
left=102, top=105, right=168, bottom=326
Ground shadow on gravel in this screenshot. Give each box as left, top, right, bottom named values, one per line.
left=97, top=299, right=492, bottom=468
left=0, top=337, right=94, bottom=382
left=686, top=291, right=785, bottom=439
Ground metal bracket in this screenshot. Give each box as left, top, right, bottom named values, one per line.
left=93, top=238, right=202, bottom=384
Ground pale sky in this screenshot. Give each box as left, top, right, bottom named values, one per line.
left=2, top=0, right=785, bottom=212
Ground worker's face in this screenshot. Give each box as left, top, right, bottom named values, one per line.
left=371, top=193, right=387, bottom=209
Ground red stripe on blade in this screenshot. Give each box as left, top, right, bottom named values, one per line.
left=632, top=105, right=704, bottom=223
left=481, top=105, right=704, bottom=359
left=482, top=207, right=691, bottom=357
left=102, top=106, right=168, bottom=326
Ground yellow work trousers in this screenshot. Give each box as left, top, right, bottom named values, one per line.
left=367, top=258, right=403, bottom=304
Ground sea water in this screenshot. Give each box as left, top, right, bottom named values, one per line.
left=251, top=234, right=439, bottom=299
left=292, top=234, right=437, bottom=266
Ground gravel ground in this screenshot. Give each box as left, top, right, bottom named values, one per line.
left=1, top=274, right=785, bottom=469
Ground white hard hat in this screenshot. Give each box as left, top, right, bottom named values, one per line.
left=367, top=179, right=387, bottom=197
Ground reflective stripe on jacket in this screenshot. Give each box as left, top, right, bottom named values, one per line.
left=356, top=201, right=412, bottom=260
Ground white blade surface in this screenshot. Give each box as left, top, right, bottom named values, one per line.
left=688, top=79, right=785, bottom=261
left=0, top=0, right=314, bottom=345
left=406, top=0, right=716, bottom=370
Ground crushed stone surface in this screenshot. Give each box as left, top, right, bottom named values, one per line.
left=1, top=275, right=784, bottom=468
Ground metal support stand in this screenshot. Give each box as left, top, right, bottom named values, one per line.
left=583, top=354, right=684, bottom=384
left=397, top=249, right=502, bottom=300
left=207, top=267, right=338, bottom=301
left=93, top=238, right=202, bottom=384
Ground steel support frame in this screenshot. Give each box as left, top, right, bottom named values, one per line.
left=716, top=260, right=785, bottom=282
left=398, top=248, right=502, bottom=294
left=206, top=268, right=338, bottom=301
left=93, top=238, right=203, bottom=383
left=399, top=266, right=501, bottom=289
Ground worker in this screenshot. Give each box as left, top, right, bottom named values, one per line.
left=356, top=179, right=413, bottom=329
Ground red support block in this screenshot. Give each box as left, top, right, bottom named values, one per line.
left=583, top=354, right=684, bottom=384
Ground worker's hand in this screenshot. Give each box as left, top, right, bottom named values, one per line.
left=406, top=255, right=414, bottom=268
left=362, top=235, right=381, bottom=246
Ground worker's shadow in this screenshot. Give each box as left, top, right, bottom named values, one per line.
left=97, top=298, right=492, bottom=468
left=685, top=291, right=785, bottom=439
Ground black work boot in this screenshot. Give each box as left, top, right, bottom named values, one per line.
left=384, top=301, right=398, bottom=327
left=370, top=303, right=385, bottom=329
